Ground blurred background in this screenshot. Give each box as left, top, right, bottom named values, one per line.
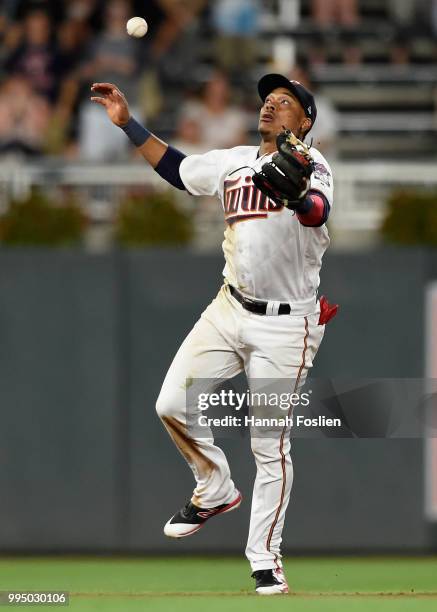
left=0, top=0, right=437, bottom=558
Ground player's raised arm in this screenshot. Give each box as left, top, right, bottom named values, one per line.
left=90, top=82, right=186, bottom=190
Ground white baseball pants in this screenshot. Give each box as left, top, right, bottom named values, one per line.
left=156, top=284, right=325, bottom=571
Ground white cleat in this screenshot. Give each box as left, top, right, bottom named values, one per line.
left=252, top=567, right=289, bottom=595
left=163, top=490, right=242, bottom=538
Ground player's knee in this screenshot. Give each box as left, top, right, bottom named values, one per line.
left=155, top=391, right=175, bottom=420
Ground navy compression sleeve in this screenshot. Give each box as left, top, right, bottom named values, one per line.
left=155, top=146, right=186, bottom=191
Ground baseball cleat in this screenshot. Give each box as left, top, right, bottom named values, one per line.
left=252, top=568, right=289, bottom=595
left=163, top=490, right=242, bottom=538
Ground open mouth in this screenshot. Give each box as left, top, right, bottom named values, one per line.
left=260, top=113, right=274, bottom=123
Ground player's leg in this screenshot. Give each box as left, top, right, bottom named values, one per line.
left=243, top=312, right=324, bottom=581
left=156, top=287, right=244, bottom=511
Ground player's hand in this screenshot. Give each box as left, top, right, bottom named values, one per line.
left=90, top=82, right=130, bottom=127
left=252, top=129, right=314, bottom=209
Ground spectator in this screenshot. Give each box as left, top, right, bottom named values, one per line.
left=56, top=19, right=86, bottom=78
left=432, top=0, right=437, bottom=37
left=387, top=0, right=415, bottom=27
left=174, top=87, right=232, bottom=251
left=311, top=0, right=359, bottom=28
left=80, top=0, right=138, bottom=101
left=0, top=12, right=8, bottom=65
left=46, top=18, right=90, bottom=155
left=307, top=33, right=329, bottom=66
left=291, top=65, right=339, bottom=157
left=4, top=9, right=59, bottom=103
left=63, top=0, right=101, bottom=49
left=341, top=31, right=363, bottom=66
left=342, top=43, right=363, bottom=66
left=0, top=11, right=5, bottom=39
left=145, top=0, right=205, bottom=54
left=390, top=38, right=410, bottom=66
left=178, top=71, right=248, bottom=150
left=142, top=0, right=206, bottom=87
left=211, top=0, right=260, bottom=75
left=51, top=0, right=103, bottom=131
left=0, top=16, right=22, bottom=67
left=172, top=97, right=209, bottom=230
left=173, top=116, right=204, bottom=156
left=11, top=1, right=65, bottom=23
left=78, top=0, right=139, bottom=161
left=1, top=0, right=23, bottom=21
left=0, top=75, right=50, bottom=156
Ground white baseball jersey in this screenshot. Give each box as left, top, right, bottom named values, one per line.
left=180, top=145, right=333, bottom=303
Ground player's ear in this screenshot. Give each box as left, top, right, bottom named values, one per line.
left=301, top=118, right=312, bottom=135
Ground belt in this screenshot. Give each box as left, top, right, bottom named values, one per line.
left=229, top=285, right=291, bottom=316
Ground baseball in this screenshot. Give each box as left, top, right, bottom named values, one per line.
left=126, top=17, right=148, bottom=38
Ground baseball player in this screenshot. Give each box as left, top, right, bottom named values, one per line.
left=91, top=73, right=336, bottom=595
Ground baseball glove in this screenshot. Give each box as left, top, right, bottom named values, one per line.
left=253, top=130, right=314, bottom=210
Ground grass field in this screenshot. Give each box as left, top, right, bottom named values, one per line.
left=1, top=557, right=437, bottom=611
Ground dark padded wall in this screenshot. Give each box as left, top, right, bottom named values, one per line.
left=0, top=247, right=435, bottom=552
left=314, top=247, right=428, bottom=378
left=0, top=251, right=120, bottom=550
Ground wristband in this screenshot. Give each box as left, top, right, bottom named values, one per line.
left=120, top=117, right=151, bottom=147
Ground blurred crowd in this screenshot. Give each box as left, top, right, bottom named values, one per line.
left=0, top=0, right=436, bottom=162
left=0, top=0, right=209, bottom=160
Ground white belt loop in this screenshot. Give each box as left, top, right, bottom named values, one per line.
left=266, top=301, right=281, bottom=316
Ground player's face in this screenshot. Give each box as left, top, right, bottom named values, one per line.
left=258, top=87, right=309, bottom=141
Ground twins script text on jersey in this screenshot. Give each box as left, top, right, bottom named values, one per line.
left=224, top=175, right=282, bottom=224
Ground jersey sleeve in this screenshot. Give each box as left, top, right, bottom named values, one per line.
left=179, top=149, right=229, bottom=196
left=310, top=149, right=334, bottom=207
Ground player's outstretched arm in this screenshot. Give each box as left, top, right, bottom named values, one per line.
left=90, top=83, right=186, bottom=189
